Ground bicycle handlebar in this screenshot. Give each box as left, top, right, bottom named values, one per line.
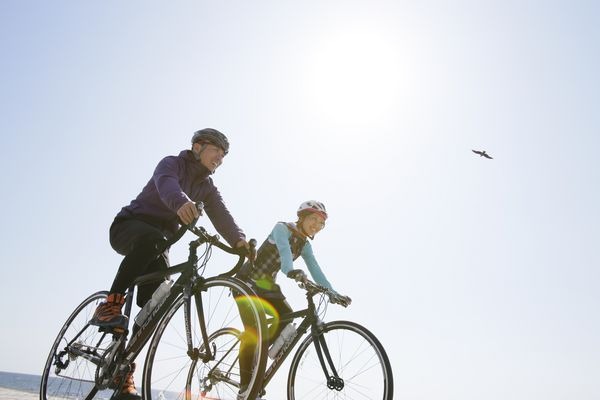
left=297, top=279, right=352, bottom=307
left=188, top=225, right=257, bottom=276
left=163, top=202, right=205, bottom=248
left=161, top=202, right=256, bottom=277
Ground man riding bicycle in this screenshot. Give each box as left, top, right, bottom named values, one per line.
left=90, top=128, right=248, bottom=400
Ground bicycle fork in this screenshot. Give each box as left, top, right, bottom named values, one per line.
left=184, top=280, right=234, bottom=397
left=184, top=280, right=215, bottom=362
left=313, top=324, right=344, bottom=391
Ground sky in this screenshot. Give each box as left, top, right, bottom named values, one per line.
left=1, top=1, right=599, bottom=399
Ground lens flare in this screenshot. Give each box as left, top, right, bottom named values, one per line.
left=235, top=295, right=279, bottom=341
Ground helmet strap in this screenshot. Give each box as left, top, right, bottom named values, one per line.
left=191, top=143, right=216, bottom=175
left=295, top=217, right=315, bottom=240
left=192, top=143, right=208, bottom=161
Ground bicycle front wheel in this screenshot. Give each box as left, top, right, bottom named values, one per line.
left=40, top=291, right=117, bottom=400
left=288, top=320, right=393, bottom=400
left=142, top=277, right=267, bottom=400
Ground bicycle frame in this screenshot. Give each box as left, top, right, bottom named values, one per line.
left=42, top=199, right=272, bottom=400
left=58, top=229, right=250, bottom=398
left=121, top=239, right=213, bottom=369
left=257, top=289, right=342, bottom=393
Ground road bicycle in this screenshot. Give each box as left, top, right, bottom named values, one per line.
left=40, top=220, right=267, bottom=400
left=213, top=278, right=394, bottom=399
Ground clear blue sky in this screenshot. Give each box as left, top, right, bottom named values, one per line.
left=1, top=1, right=599, bottom=399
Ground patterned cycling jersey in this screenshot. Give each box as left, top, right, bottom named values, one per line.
left=238, top=221, right=334, bottom=293
left=248, top=222, right=306, bottom=283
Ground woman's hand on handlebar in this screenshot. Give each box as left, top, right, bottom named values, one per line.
left=297, top=278, right=352, bottom=307
left=177, top=201, right=201, bottom=225
left=330, top=293, right=352, bottom=307
left=287, top=269, right=308, bottom=283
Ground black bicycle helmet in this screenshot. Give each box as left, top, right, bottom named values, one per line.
left=191, top=128, right=230, bottom=155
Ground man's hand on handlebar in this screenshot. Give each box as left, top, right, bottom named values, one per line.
left=236, top=239, right=249, bottom=251
left=231, top=239, right=258, bottom=261
left=177, top=201, right=201, bottom=225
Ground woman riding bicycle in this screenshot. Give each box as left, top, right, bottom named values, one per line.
left=236, top=200, right=351, bottom=398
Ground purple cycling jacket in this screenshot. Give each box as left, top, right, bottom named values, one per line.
left=115, top=150, right=245, bottom=246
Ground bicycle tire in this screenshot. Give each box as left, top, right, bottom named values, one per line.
left=142, top=277, right=267, bottom=400
left=287, top=320, right=393, bottom=400
left=40, top=291, right=118, bottom=400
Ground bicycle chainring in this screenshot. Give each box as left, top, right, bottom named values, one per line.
left=94, top=340, right=123, bottom=389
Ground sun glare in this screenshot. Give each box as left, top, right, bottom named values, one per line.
left=303, top=28, right=404, bottom=126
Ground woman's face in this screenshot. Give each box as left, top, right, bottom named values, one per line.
left=300, top=213, right=326, bottom=237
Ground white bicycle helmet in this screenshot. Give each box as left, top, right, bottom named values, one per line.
left=297, top=200, right=328, bottom=220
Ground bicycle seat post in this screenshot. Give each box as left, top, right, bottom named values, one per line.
left=122, top=286, right=135, bottom=331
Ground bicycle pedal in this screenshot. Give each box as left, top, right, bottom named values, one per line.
left=98, top=325, right=128, bottom=335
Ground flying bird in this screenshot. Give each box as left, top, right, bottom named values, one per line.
left=472, top=149, right=493, bottom=159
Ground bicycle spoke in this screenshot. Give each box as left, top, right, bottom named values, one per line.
left=41, top=292, right=117, bottom=400
left=288, top=321, right=393, bottom=400
left=143, top=278, right=266, bottom=400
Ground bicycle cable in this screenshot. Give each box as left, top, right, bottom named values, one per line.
left=316, top=292, right=329, bottom=320
left=196, top=242, right=213, bottom=276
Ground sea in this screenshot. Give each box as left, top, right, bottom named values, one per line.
left=0, top=371, right=177, bottom=399
left=0, top=371, right=112, bottom=399
left=0, top=371, right=40, bottom=395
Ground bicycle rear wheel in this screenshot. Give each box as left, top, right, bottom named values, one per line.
left=287, top=320, right=393, bottom=400
left=142, top=277, right=267, bottom=400
left=40, top=291, right=118, bottom=400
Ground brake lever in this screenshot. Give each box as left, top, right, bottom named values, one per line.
left=186, top=201, right=205, bottom=230
left=248, top=239, right=257, bottom=261
left=200, top=227, right=221, bottom=243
